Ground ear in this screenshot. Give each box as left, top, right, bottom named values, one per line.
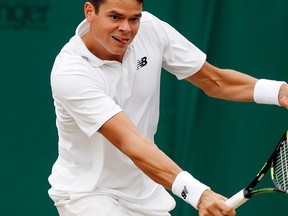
left=84, top=2, right=95, bottom=23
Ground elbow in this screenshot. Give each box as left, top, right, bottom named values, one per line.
left=201, top=79, right=223, bottom=99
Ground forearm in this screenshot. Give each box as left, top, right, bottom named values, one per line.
left=207, top=69, right=257, bottom=102
left=187, top=61, right=288, bottom=107
left=98, top=112, right=181, bottom=189
left=130, top=138, right=182, bottom=189
left=99, top=112, right=210, bottom=209
left=187, top=62, right=257, bottom=102
left=131, top=139, right=211, bottom=209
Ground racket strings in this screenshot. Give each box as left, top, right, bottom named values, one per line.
left=274, top=139, right=288, bottom=191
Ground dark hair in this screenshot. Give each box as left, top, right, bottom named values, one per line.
left=88, top=0, right=144, bottom=13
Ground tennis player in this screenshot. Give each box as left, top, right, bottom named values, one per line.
left=48, top=0, right=288, bottom=215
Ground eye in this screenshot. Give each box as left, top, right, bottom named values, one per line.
left=111, top=15, right=119, bottom=20
left=130, top=17, right=140, bottom=23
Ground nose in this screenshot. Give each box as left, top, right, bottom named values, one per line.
left=118, top=20, right=131, bottom=33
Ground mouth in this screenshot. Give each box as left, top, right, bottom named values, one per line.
left=112, top=36, right=129, bottom=44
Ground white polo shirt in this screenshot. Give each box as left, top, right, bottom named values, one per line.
left=49, top=11, right=206, bottom=213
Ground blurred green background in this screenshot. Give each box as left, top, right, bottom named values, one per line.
left=1, top=0, right=287, bottom=215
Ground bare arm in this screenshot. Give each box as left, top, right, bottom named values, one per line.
left=186, top=61, right=257, bottom=102
left=98, top=111, right=235, bottom=215
left=187, top=61, right=288, bottom=108
left=98, top=111, right=182, bottom=189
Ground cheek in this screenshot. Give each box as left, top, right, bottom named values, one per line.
left=131, top=27, right=140, bottom=38
left=93, top=26, right=112, bottom=42
left=93, top=19, right=113, bottom=35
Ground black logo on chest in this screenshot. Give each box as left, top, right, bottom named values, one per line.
left=137, top=56, right=148, bottom=70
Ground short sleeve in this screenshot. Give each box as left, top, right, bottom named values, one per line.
left=51, top=63, right=122, bottom=137
left=148, top=13, right=206, bottom=80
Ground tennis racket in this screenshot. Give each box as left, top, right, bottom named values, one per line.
left=225, top=130, right=288, bottom=209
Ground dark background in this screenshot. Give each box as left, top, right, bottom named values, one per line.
left=1, top=0, right=287, bottom=215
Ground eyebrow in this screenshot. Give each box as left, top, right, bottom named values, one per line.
left=108, top=10, right=142, bottom=18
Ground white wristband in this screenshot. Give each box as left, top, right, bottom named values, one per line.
left=253, top=79, right=286, bottom=106
left=172, top=171, right=210, bottom=209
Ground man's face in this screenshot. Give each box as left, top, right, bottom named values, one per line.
left=86, top=0, right=142, bottom=61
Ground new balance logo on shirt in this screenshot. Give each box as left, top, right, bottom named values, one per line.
left=137, top=56, right=148, bottom=70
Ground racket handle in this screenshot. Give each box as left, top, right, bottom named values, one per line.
left=225, top=189, right=249, bottom=209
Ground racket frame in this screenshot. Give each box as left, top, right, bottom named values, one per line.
left=225, top=131, right=288, bottom=209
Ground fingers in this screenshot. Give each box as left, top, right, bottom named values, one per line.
left=279, top=83, right=288, bottom=109
left=198, top=190, right=236, bottom=216
left=199, top=200, right=236, bottom=216
left=220, top=201, right=236, bottom=216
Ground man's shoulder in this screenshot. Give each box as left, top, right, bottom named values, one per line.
left=138, top=11, right=163, bottom=37
left=141, top=11, right=159, bottom=23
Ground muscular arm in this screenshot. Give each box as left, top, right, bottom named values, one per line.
left=186, top=61, right=257, bottom=102
left=98, top=111, right=235, bottom=214
left=98, top=111, right=182, bottom=190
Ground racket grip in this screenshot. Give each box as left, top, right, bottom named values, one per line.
left=225, top=189, right=249, bottom=209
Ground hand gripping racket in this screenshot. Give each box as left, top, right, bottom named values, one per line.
left=225, top=130, right=288, bottom=209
